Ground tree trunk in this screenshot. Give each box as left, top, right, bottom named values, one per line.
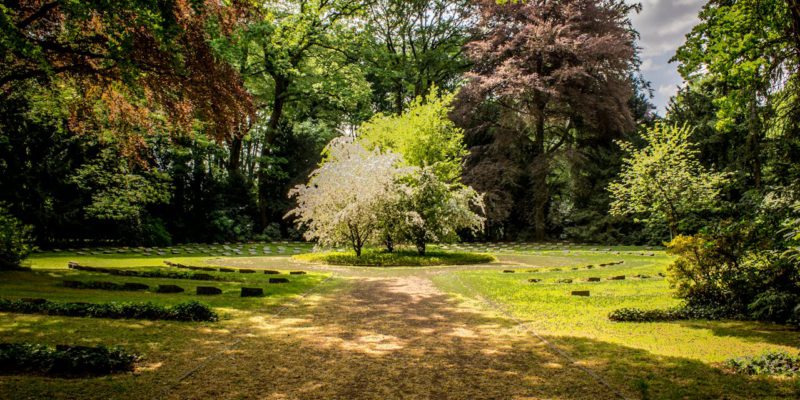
left=227, top=136, right=243, bottom=177
left=747, top=90, right=762, bottom=189
left=531, top=104, right=548, bottom=241
left=385, top=234, right=394, bottom=253
left=415, top=239, right=426, bottom=255
left=788, top=0, right=800, bottom=58
left=258, top=77, right=288, bottom=230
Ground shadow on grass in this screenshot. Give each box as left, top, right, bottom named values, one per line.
left=1, top=271, right=797, bottom=399
left=675, top=319, right=800, bottom=348
left=168, top=277, right=798, bottom=400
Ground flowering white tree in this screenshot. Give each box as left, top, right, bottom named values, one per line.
left=286, top=137, right=406, bottom=256
left=394, top=167, right=486, bottom=255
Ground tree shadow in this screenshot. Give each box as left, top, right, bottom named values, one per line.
left=165, top=277, right=798, bottom=400
left=674, top=319, right=800, bottom=349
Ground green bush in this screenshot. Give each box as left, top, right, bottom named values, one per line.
left=0, top=205, right=34, bottom=269
left=260, top=223, right=282, bottom=242
left=748, top=290, right=800, bottom=324
left=68, top=263, right=224, bottom=281
left=608, top=306, right=739, bottom=322
left=63, top=280, right=149, bottom=291
left=0, top=343, right=137, bottom=376
left=0, top=298, right=218, bottom=322
left=139, top=216, right=172, bottom=247
left=725, top=351, right=800, bottom=376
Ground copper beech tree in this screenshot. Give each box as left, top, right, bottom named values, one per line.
left=1, top=0, right=254, bottom=159
left=459, top=0, right=638, bottom=240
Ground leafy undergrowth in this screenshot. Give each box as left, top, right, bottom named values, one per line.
left=0, top=343, right=137, bottom=376
left=294, top=248, right=495, bottom=266
left=726, top=351, right=800, bottom=376
left=0, top=298, right=218, bottom=322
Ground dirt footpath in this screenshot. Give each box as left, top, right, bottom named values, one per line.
left=165, top=275, right=622, bottom=399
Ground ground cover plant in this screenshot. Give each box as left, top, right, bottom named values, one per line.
left=0, top=343, right=138, bottom=376
left=295, top=248, right=495, bottom=266
left=0, top=298, right=218, bottom=322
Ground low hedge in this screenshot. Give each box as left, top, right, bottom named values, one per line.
left=63, top=280, right=149, bottom=291
left=608, top=306, right=740, bottom=322
left=0, top=343, right=137, bottom=376
left=294, top=249, right=495, bottom=266
left=68, top=262, right=223, bottom=281
left=0, top=298, right=218, bottom=322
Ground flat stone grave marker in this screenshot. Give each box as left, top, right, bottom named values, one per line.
left=241, top=287, right=264, bottom=297
left=572, top=290, right=590, bottom=297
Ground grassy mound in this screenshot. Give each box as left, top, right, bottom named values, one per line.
left=294, top=249, right=495, bottom=266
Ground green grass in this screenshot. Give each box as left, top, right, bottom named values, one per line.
left=0, top=251, right=335, bottom=398
left=293, top=248, right=496, bottom=266
left=432, top=250, right=800, bottom=398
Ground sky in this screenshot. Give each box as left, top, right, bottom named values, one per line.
left=628, top=0, right=707, bottom=115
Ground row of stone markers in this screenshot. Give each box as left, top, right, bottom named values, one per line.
left=439, top=242, right=662, bottom=254
left=42, top=241, right=311, bottom=257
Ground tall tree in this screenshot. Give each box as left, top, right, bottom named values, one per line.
left=0, top=0, right=254, bottom=149
left=229, top=0, right=371, bottom=229
left=458, top=0, right=638, bottom=240
left=362, top=0, right=475, bottom=113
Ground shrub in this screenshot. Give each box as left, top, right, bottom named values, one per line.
left=0, top=343, right=137, bottom=376
left=608, top=306, right=740, bottom=322
left=725, top=351, right=800, bottom=376
left=0, top=298, right=218, bottom=322
left=68, top=263, right=224, bottom=281
left=748, top=290, right=800, bottom=324
left=0, top=205, right=34, bottom=269
left=63, top=280, right=149, bottom=291
left=261, top=223, right=282, bottom=242
left=294, top=249, right=495, bottom=266
left=170, top=301, right=219, bottom=321
left=665, top=233, right=752, bottom=310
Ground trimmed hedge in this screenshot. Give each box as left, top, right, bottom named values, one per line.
left=63, top=280, right=149, bottom=291
left=0, top=298, right=218, bottom=322
left=163, top=261, right=218, bottom=272
left=68, top=262, right=222, bottom=281
left=0, top=343, right=137, bottom=376
left=608, top=306, right=740, bottom=322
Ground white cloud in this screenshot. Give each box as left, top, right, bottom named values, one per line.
left=628, top=0, right=706, bottom=113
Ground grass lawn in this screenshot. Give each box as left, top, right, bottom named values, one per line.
left=1, top=243, right=799, bottom=399
left=432, top=249, right=800, bottom=398
left=0, top=246, right=333, bottom=399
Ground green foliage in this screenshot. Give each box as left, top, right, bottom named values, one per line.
left=726, top=352, right=800, bottom=377
left=295, top=248, right=494, bottom=266
left=609, top=123, right=729, bottom=238
left=71, top=149, right=172, bottom=222
left=63, top=280, right=149, bottom=292
left=68, top=263, right=224, bottom=281
left=0, top=298, right=218, bottom=322
left=0, top=343, right=137, bottom=376
left=0, top=204, right=34, bottom=269
left=608, top=306, right=736, bottom=323
left=747, top=290, right=800, bottom=325
left=665, top=234, right=749, bottom=309
left=359, top=89, right=467, bottom=183
left=391, top=168, right=485, bottom=254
